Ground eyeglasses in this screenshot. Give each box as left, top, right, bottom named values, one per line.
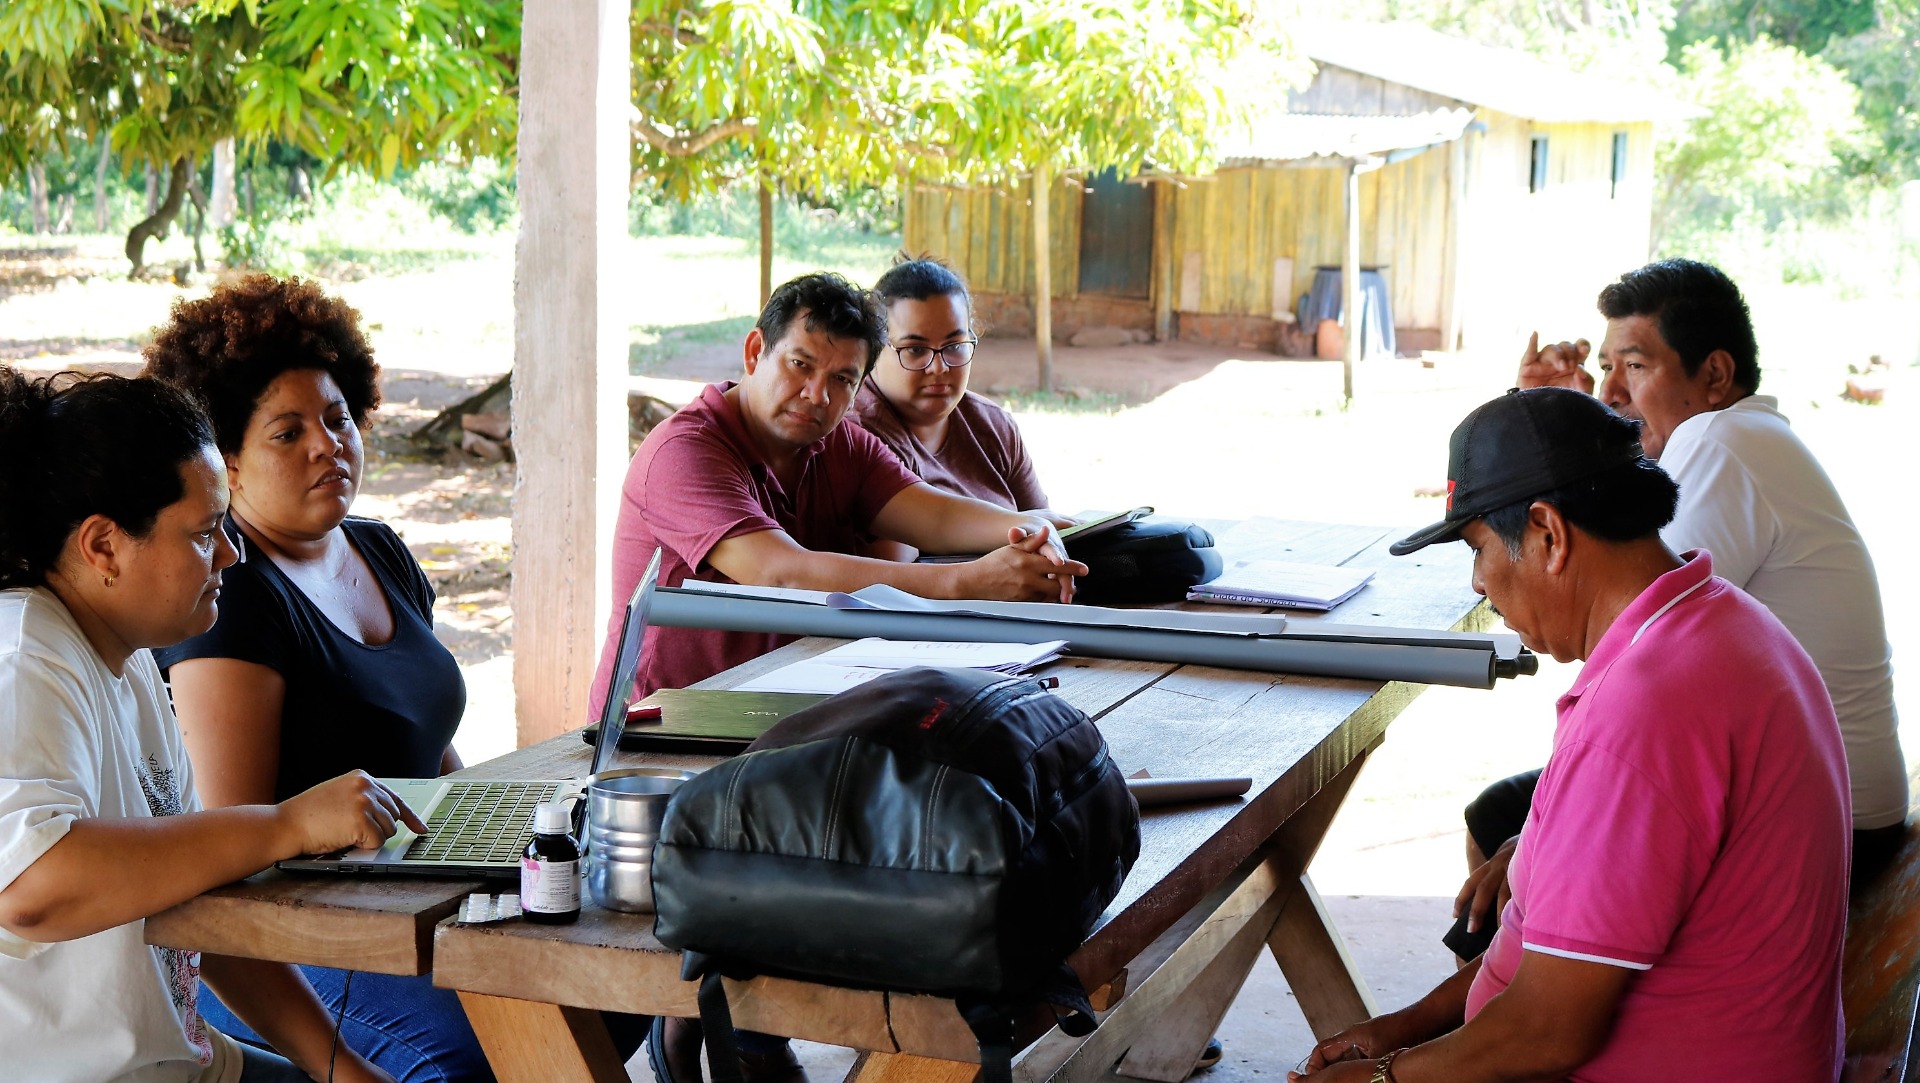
left=891, top=337, right=978, bottom=371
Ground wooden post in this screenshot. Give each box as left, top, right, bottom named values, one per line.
left=1341, top=161, right=1360, bottom=403
left=1033, top=163, right=1054, bottom=391
left=511, top=0, right=632, bottom=747
left=1151, top=179, right=1175, bottom=343
left=758, top=177, right=774, bottom=307
left=1439, top=132, right=1468, bottom=353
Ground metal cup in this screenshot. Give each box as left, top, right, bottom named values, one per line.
left=585, top=768, right=690, bottom=913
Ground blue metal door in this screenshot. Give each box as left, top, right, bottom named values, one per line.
left=1077, top=169, right=1153, bottom=299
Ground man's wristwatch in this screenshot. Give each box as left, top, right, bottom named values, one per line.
left=1369, top=1048, right=1405, bottom=1083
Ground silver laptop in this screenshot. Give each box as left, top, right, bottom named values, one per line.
left=280, top=549, right=662, bottom=878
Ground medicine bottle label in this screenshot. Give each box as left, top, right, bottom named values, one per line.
left=520, top=857, right=580, bottom=914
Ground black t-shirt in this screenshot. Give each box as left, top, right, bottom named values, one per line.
left=156, top=516, right=467, bottom=800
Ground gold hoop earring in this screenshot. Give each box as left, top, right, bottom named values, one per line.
left=103, top=576, right=115, bottom=588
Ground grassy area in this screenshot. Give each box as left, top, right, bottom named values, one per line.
left=988, top=386, right=1132, bottom=415
left=630, top=315, right=756, bottom=374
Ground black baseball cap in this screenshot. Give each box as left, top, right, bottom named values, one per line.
left=1390, top=387, right=1649, bottom=555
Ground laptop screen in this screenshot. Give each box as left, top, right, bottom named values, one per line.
left=589, top=548, right=662, bottom=777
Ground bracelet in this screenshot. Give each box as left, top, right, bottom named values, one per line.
left=1369, top=1048, right=1406, bottom=1083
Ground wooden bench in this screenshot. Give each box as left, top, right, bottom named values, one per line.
left=1843, top=815, right=1920, bottom=1083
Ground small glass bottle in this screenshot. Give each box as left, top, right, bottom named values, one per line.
left=520, top=801, right=581, bottom=924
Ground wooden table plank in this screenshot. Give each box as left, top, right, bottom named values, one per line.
left=433, top=911, right=899, bottom=1051
left=144, top=869, right=476, bottom=974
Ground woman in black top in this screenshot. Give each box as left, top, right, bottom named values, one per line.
left=144, top=276, right=485, bottom=1081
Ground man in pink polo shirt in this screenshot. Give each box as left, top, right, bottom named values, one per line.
left=590, top=271, right=1088, bottom=709
left=1293, top=388, right=1848, bottom=1083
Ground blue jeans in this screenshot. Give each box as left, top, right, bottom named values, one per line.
left=236, top=1044, right=310, bottom=1083
left=205, top=966, right=651, bottom=1082
left=204, top=968, right=496, bottom=1083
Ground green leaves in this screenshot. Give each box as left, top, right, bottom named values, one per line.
left=1654, top=36, right=1863, bottom=247
left=630, top=0, right=1293, bottom=207
left=0, top=0, right=518, bottom=186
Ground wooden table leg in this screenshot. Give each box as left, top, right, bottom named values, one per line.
left=1267, top=875, right=1381, bottom=1039
left=458, top=991, right=631, bottom=1083
left=1040, top=850, right=1292, bottom=1083
left=1261, top=747, right=1382, bottom=1039
left=1112, top=881, right=1279, bottom=1082
left=1033, top=746, right=1386, bottom=1082
left=848, top=1051, right=982, bottom=1083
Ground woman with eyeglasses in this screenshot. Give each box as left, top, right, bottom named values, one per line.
left=851, top=258, right=1072, bottom=532
left=0, top=369, right=420, bottom=1083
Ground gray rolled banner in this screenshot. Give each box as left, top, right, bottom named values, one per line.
left=651, top=588, right=1523, bottom=690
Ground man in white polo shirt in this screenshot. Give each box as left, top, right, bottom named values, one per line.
left=1449, top=258, right=1904, bottom=957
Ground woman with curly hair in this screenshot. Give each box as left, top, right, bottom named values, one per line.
left=142, top=275, right=495, bottom=1081
left=0, top=368, right=421, bottom=1083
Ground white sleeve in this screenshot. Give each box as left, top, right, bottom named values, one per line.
left=0, top=655, right=98, bottom=959
left=130, top=652, right=202, bottom=815
left=1660, top=432, right=1777, bottom=590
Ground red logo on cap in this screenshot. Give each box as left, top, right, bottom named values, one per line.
left=1446, top=479, right=1456, bottom=511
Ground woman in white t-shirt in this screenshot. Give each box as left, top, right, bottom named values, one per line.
left=0, top=369, right=426, bottom=1083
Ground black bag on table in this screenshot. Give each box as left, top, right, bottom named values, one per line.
left=1068, top=517, right=1223, bottom=604
left=651, top=666, right=1140, bottom=1083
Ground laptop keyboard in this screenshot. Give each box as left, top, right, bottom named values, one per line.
left=404, top=781, right=563, bottom=864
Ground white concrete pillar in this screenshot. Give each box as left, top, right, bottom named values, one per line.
left=511, top=0, right=632, bottom=746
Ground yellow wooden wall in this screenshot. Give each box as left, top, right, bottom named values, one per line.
left=903, top=110, right=1658, bottom=347
left=907, top=157, right=1455, bottom=332
left=905, top=177, right=1081, bottom=300
left=1165, top=150, right=1453, bottom=330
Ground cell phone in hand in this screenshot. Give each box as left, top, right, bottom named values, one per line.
left=1442, top=903, right=1500, bottom=961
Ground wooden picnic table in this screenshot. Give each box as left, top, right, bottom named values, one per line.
left=147, top=519, right=1493, bottom=1083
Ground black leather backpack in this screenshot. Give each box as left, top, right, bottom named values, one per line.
left=652, top=666, right=1140, bottom=1083
left=1069, top=517, right=1223, bottom=604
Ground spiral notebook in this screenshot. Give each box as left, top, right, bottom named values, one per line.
left=1187, top=559, right=1375, bottom=611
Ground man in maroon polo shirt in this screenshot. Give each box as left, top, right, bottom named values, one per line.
left=589, top=272, right=1088, bottom=709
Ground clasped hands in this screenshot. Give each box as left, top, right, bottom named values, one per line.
left=989, top=521, right=1085, bottom=604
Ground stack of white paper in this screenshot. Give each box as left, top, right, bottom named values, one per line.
left=1188, top=560, right=1375, bottom=611
left=736, top=638, right=1068, bottom=695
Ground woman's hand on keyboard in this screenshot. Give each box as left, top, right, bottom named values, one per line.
left=275, top=771, right=431, bottom=857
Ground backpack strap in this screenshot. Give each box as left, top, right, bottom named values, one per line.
left=955, top=1000, right=1015, bottom=1083
left=682, top=950, right=749, bottom=1083
left=955, top=964, right=1101, bottom=1083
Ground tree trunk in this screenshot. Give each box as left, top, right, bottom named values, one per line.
left=287, top=163, right=312, bottom=202
left=94, top=134, right=112, bottom=233
left=145, top=163, right=162, bottom=217
left=1032, top=163, right=1054, bottom=392
left=186, top=174, right=208, bottom=274
left=126, top=157, right=192, bottom=277
left=28, top=163, right=50, bottom=234
left=54, top=193, right=74, bottom=234
left=209, top=138, right=238, bottom=229
left=758, top=179, right=774, bottom=308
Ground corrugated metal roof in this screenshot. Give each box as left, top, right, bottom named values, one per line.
left=1294, top=21, right=1701, bottom=124
left=1215, top=108, right=1476, bottom=165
